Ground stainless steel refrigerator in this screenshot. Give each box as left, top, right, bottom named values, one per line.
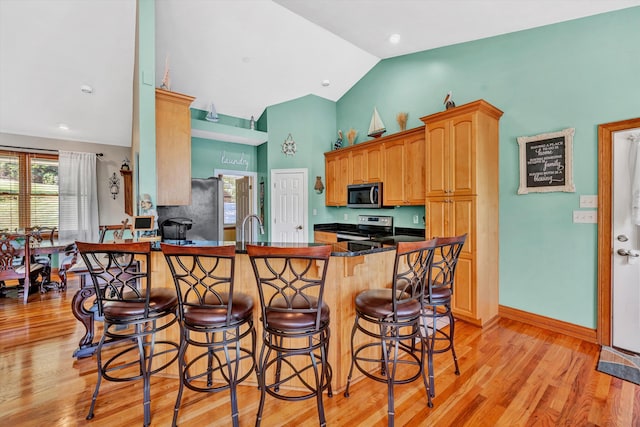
left=157, top=177, right=224, bottom=241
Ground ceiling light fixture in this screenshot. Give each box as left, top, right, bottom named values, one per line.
left=389, top=34, right=401, bottom=44
left=80, top=84, right=93, bottom=94
left=58, top=123, right=69, bottom=130
left=321, top=80, right=330, bottom=87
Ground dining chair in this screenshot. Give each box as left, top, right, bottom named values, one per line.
left=0, top=232, right=45, bottom=302
left=344, top=239, right=438, bottom=426
left=76, top=241, right=179, bottom=427
left=420, top=234, right=466, bottom=400
left=26, top=226, right=57, bottom=291
left=162, top=243, right=256, bottom=427
left=247, top=244, right=333, bottom=427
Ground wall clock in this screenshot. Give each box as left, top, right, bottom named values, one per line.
left=282, top=133, right=297, bottom=156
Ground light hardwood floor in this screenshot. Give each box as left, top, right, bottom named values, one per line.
left=0, top=275, right=638, bottom=426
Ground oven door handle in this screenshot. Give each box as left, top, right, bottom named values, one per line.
left=336, top=233, right=370, bottom=241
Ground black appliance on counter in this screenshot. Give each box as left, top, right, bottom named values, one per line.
left=159, top=217, right=193, bottom=241
left=347, top=182, right=385, bottom=208
left=336, top=215, right=393, bottom=241
left=157, top=177, right=224, bottom=242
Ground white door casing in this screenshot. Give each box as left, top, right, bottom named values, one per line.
left=270, top=169, right=308, bottom=243
left=213, top=169, right=258, bottom=242
left=612, top=128, right=640, bottom=353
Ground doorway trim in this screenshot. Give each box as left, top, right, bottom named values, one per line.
left=597, top=117, right=640, bottom=346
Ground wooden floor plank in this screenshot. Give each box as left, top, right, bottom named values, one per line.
left=1, top=277, right=639, bottom=426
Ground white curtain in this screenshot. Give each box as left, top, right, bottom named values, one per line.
left=58, top=151, right=99, bottom=242
left=630, top=133, right=640, bottom=226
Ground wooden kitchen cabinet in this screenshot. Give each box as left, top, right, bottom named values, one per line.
left=421, top=100, right=502, bottom=326
left=382, top=128, right=425, bottom=206
left=324, top=150, right=350, bottom=206
left=314, top=230, right=338, bottom=243
left=324, top=126, right=424, bottom=207
left=155, top=88, right=195, bottom=206
left=351, top=143, right=383, bottom=184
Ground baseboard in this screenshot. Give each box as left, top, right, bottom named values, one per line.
left=499, top=305, right=597, bottom=343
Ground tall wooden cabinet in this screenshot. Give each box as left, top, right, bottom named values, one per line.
left=421, top=100, right=503, bottom=326
left=155, top=88, right=195, bottom=206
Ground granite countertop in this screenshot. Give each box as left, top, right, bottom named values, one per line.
left=155, top=240, right=394, bottom=257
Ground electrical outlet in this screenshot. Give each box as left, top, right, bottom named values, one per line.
left=579, top=195, right=598, bottom=208
left=413, top=215, right=419, bottom=224
left=573, top=210, right=597, bottom=223
left=312, top=209, right=317, bottom=216
left=343, top=213, right=348, bottom=221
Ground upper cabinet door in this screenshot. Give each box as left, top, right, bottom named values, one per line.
left=425, top=121, right=448, bottom=197
left=450, top=113, right=475, bottom=195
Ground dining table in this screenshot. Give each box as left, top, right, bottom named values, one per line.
left=2, top=234, right=75, bottom=304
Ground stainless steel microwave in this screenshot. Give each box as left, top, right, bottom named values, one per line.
left=347, top=182, right=383, bottom=208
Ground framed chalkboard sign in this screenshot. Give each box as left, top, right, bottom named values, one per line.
left=517, top=128, right=575, bottom=194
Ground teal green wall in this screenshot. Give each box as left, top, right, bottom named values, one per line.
left=191, top=137, right=258, bottom=178
left=330, top=8, right=639, bottom=328
left=137, top=0, right=156, bottom=206
left=265, top=95, right=337, bottom=241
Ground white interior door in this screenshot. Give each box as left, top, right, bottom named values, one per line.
left=271, top=169, right=308, bottom=243
left=612, top=128, right=640, bottom=353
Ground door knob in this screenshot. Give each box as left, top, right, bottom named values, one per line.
left=617, top=248, right=630, bottom=256
left=295, top=225, right=303, bottom=230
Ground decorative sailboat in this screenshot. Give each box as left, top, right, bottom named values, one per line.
left=205, top=103, right=219, bottom=122
left=368, top=107, right=386, bottom=138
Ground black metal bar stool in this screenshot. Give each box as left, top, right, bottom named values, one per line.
left=161, top=243, right=256, bottom=427
left=247, top=244, right=333, bottom=427
left=344, top=239, right=437, bottom=427
left=76, top=241, right=179, bottom=427
left=420, top=234, right=466, bottom=399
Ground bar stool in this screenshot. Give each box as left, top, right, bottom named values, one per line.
left=344, top=239, right=437, bottom=427
left=247, top=244, right=333, bottom=427
left=420, top=234, right=466, bottom=399
left=161, top=243, right=256, bottom=427
left=76, top=241, right=179, bottom=427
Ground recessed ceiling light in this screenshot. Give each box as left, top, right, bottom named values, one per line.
left=80, top=84, right=93, bottom=94
left=321, top=79, right=330, bottom=87
left=389, top=34, right=401, bottom=44
left=58, top=123, right=69, bottom=130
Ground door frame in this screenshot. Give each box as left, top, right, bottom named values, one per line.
left=597, top=117, right=640, bottom=346
left=213, top=169, right=258, bottom=237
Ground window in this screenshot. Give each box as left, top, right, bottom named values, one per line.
left=0, top=150, right=58, bottom=230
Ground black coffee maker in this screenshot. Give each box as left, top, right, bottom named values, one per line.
left=160, top=217, right=193, bottom=242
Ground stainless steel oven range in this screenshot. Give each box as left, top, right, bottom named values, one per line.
left=336, top=215, right=393, bottom=242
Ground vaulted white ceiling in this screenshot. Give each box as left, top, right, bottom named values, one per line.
left=1, top=0, right=638, bottom=147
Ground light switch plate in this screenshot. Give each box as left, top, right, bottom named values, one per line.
left=413, top=215, right=419, bottom=224
left=579, top=195, right=598, bottom=208
left=573, top=210, right=597, bottom=223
